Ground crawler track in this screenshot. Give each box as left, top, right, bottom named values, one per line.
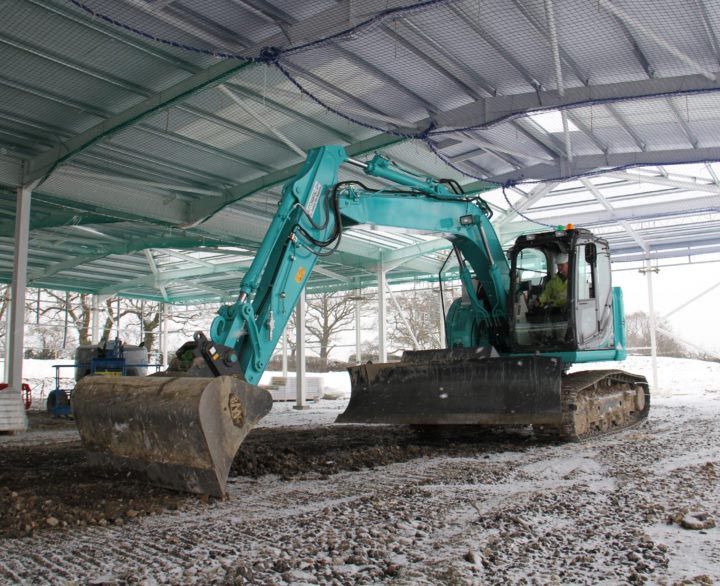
left=538, top=370, right=650, bottom=441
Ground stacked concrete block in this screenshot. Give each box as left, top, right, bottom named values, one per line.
left=0, top=390, right=28, bottom=432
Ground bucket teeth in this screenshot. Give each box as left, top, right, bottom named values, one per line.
left=73, top=375, right=272, bottom=497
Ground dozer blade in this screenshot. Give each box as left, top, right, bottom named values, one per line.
left=73, top=375, right=272, bottom=498
left=337, top=354, right=565, bottom=426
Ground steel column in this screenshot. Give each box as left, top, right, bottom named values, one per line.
left=294, top=289, right=308, bottom=410
left=91, top=295, right=100, bottom=344
left=378, top=258, right=387, bottom=363
left=2, top=183, right=34, bottom=432
left=355, top=287, right=363, bottom=364
left=643, top=262, right=659, bottom=390
left=282, top=325, right=288, bottom=378
left=438, top=287, right=446, bottom=349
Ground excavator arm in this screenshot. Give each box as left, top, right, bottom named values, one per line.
left=201, top=145, right=509, bottom=384
left=72, top=145, right=509, bottom=498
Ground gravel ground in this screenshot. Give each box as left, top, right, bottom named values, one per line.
left=0, top=357, right=718, bottom=585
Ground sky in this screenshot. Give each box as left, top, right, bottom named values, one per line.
left=612, top=258, right=720, bottom=357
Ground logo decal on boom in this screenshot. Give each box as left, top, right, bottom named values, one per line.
left=295, top=266, right=306, bottom=284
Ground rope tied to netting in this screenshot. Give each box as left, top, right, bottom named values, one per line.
left=273, top=58, right=424, bottom=140
left=256, top=47, right=282, bottom=65
left=417, top=123, right=436, bottom=140
left=287, top=0, right=454, bottom=55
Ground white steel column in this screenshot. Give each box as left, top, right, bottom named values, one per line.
left=282, top=325, right=288, bottom=377
left=437, top=287, right=446, bottom=348
left=2, top=289, right=11, bottom=382
left=355, top=287, right=363, bottom=364
left=160, top=303, right=169, bottom=366
left=643, top=261, right=659, bottom=390
left=294, top=289, right=308, bottom=410
left=377, top=259, right=387, bottom=363
left=91, top=295, right=100, bottom=344
left=2, top=183, right=35, bottom=432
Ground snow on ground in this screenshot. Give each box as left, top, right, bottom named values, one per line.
left=1, top=356, right=719, bottom=584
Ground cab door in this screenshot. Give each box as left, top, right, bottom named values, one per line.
left=574, top=240, right=614, bottom=349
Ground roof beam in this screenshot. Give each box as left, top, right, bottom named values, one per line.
left=490, top=146, right=720, bottom=184
left=23, top=58, right=251, bottom=184
left=604, top=170, right=720, bottom=194
left=381, top=238, right=451, bottom=266
left=180, top=281, right=233, bottom=302
left=448, top=4, right=543, bottom=92
left=281, top=64, right=409, bottom=127
left=431, top=73, right=720, bottom=132
left=494, top=182, right=558, bottom=230
left=509, top=0, right=646, bottom=155
left=218, top=85, right=305, bottom=157
left=26, top=0, right=407, bottom=185
left=29, top=0, right=200, bottom=72
left=611, top=14, right=700, bottom=150
left=697, top=0, right=720, bottom=64
left=183, top=133, right=405, bottom=227
left=545, top=194, right=719, bottom=228
left=27, top=235, right=227, bottom=284
left=312, top=266, right=352, bottom=283
left=580, top=178, right=650, bottom=253
left=98, top=262, right=251, bottom=296
left=386, top=20, right=561, bottom=161
left=598, top=0, right=716, bottom=81
left=144, top=250, right=169, bottom=302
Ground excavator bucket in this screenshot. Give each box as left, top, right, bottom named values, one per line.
left=72, top=375, right=273, bottom=498
left=337, top=350, right=566, bottom=427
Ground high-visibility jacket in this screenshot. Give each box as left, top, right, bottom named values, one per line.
left=539, top=274, right=568, bottom=309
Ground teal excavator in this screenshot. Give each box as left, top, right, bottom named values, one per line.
left=73, top=145, right=650, bottom=497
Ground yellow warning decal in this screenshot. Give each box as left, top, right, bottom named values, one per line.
left=295, top=266, right=306, bottom=283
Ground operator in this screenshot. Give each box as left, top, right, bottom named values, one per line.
left=538, top=253, right=569, bottom=311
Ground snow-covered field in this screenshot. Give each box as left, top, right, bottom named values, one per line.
left=16, top=359, right=353, bottom=411
left=1, top=356, right=718, bottom=585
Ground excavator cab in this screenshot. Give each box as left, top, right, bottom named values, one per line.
left=508, top=228, right=620, bottom=360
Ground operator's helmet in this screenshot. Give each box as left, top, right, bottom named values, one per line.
left=556, top=252, right=569, bottom=264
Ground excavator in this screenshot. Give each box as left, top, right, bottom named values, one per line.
left=72, top=145, right=650, bottom=497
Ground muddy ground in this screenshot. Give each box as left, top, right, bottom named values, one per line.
left=0, top=411, right=533, bottom=540
left=1, top=360, right=719, bottom=585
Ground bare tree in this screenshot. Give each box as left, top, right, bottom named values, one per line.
left=387, top=287, right=444, bottom=352
left=625, top=311, right=688, bottom=357
left=348, top=340, right=380, bottom=364
left=28, top=291, right=163, bottom=355
left=25, top=290, right=92, bottom=356
left=27, top=290, right=99, bottom=348
left=165, top=303, right=217, bottom=345
left=25, top=324, right=69, bottom=359
left=101, top=297, right=138, bottom=343
left=123, top=299, right=162, bottom=352
left=286, top=292, right=361, bottom=369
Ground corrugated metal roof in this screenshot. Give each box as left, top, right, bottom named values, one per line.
left=1, top=0, right=720, bottom=302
